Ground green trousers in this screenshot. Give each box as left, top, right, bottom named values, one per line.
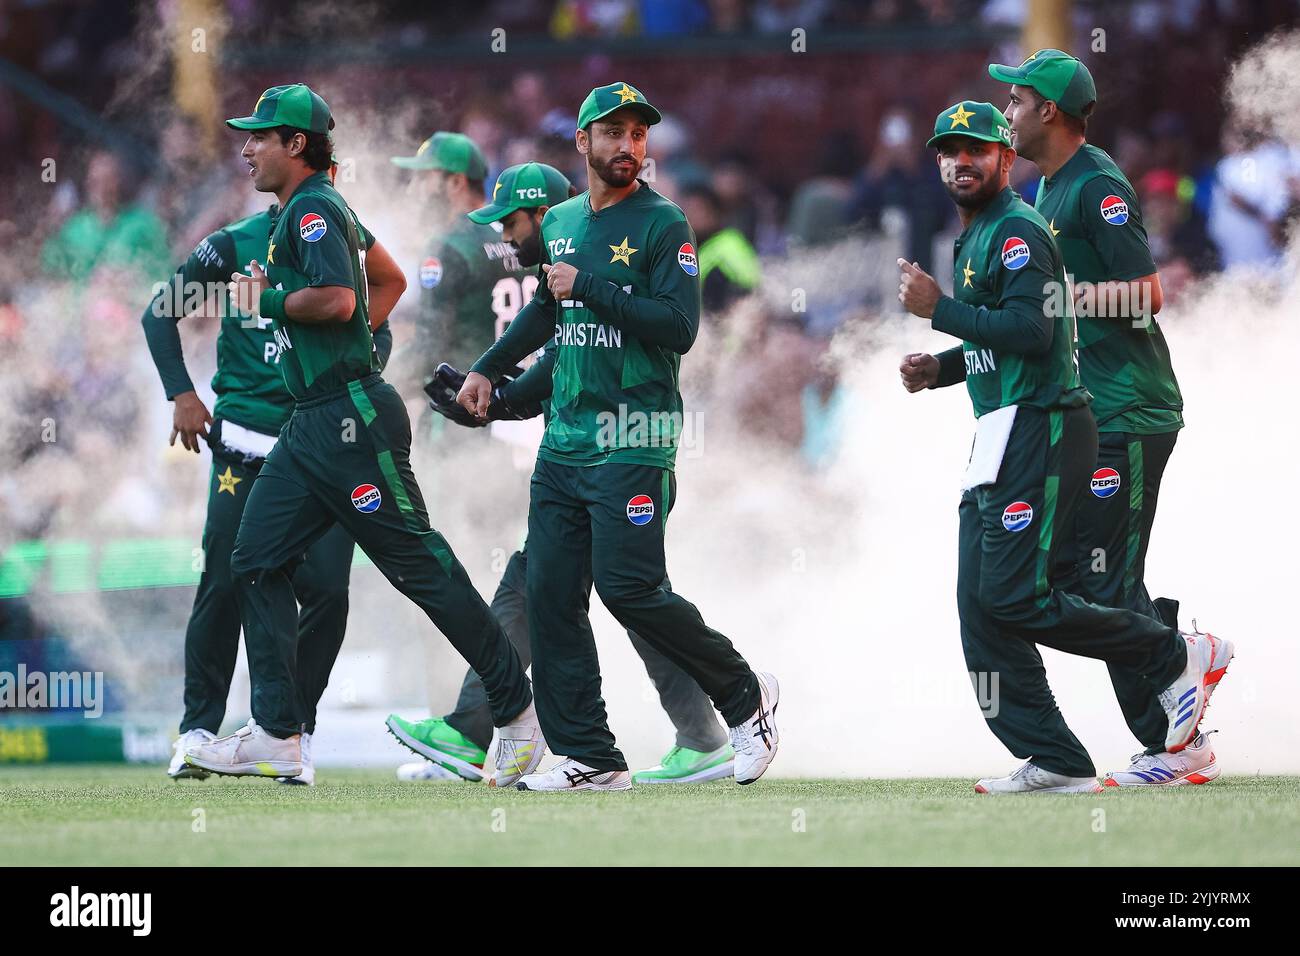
left=525, top=458, right=758, bottom=772
left=180, top=428, right=353, bottom=736
left=230, top=375, right=531, bottom=738
left=1056, top=429, right=1180, bottom=754
left=956, top=405, right=1187, bottom=778
left=445, top=547, right=726, bottom=754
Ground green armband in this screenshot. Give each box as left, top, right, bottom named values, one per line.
left=259, top=288, right=289, bottom=322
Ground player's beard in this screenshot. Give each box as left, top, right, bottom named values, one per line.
left=589, top=151, right=640, bottom=188
left=512, top=229, right=542, bottom=267
left=945, top=170, right=1000, bottom=210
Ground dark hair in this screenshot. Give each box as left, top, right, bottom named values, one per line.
left=466, top=177, right=485, bottom=196
left=1027, top=89, right=1090, bottom=135
left=273, top=126, right=333, bottom=171
left=566, top=184, right=580, bottom=199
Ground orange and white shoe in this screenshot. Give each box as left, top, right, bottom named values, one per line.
left=1158, top=630, right=1234, bottom=753
left=1103, top=733, right=1219, bottom=787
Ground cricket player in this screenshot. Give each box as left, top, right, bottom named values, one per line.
left=459, top=82, right=779, bottom=792
left=142, top=157, right=404, bottom=785
left=988, top=50, right=1213, bottom=786
left=389, top=131, right=534, bottom=400
left=896, top=101, right=1232, bottom=793
left=387, top=162, right=735, bottom=786
left=183, top=84, right=543, bottom=785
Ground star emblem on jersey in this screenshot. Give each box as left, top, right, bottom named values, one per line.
left=216, top=466, right=242, bottom=496
left=266, top=240, right=276, bottom=264
left=947, top=104, right=975, bottom=129
left=962, top=258, right=975, bottom=287
left=609, top=236, right=638, bottom=266
left=1048, top=219, right=1060, bottom=237
left=615, top=83, right=640, bottom=104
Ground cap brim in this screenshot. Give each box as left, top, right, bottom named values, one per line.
left=988, top=63, right=1029, bottom=85
left=390, top=156, right=441, bottom=169
left=926, top=130, right=1007, bottom=148
left=226, top=116, right=280, bottom=130
left=467, top=203, right=515, bottom=224
left=588, top=102, right=662, bottom=127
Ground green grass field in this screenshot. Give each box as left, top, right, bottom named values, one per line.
left=1, top=767, right=1296, bottom=866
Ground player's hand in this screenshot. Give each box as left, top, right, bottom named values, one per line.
left=899, top=352, right=940, bottom=393
left=426, top=363, right=486, bottom=428
left=898, top=259, right=942, bottom=319
left=457, top=370, right=493, bottom=421
left=542, top=262, right=578, bottom=301
left=170, top=391, right=213, bottom=453
left=230, top=260, right=270, bottom=316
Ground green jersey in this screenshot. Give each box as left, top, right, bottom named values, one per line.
left=262, top=172, right=375, bottom=401
left=142, top=204, right=380, bottom=435
left=414, top=217, right=534, bottom=378
left=1034, top=144, right=1183, bottom=434
left=473, top=180, right=701, bottom=469
left=931, top=187, right=1088, bottom=418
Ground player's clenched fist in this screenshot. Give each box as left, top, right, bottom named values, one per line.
left=230, top=260, right=270, bottom=316
left=897, top=258, right=942, bottom=319
left=542, top=261, right=578, bottom=300
left=899, top=352, right=940, bottom=393
left=457, top=370, right=493, bottom=420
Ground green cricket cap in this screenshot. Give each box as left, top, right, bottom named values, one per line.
left=988, top=48, right=1097, bottom=118
left=577, top=81, right=661, bottom=129
left=468, top=163, right=573, bottom=224
left=226, top=84, right=334, bottom=133
left=926, top=101, right=1014, bottom=148
left=390, top=131, right=488, bottom=177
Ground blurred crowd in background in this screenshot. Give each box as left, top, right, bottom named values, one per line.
left=1, top=0, right=1299, bottom=548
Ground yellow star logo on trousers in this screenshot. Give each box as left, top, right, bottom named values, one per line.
left=962, top=258, right=975, bottom=288
left=216, top=466, right=242, bottom=496
left=609, top=236, right=638, bottom=265
left=947, top=104, right=975, bottom=129
left=1048, top=218, right=1060, bottom=237
left=615, top=83, right=640, bottom=104
left=266, top=240, right=276, bottom=264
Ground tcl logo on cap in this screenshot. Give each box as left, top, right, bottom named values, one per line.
left=626, top=494, right=655, bottom=525
left=351, top=483, right=382, bottom=513
left=1099, top=195, right=1129, bottom=225
left=420, top=257, right=443, bottom=288
left=1001, top=236, right=1030, bottom=270
left=1090, top=467, right=1122, bottom=498
left=1001, top=501, right=1034, bottom=532
left=300, top=212, right=328, bottom=242
left=677, top=243, right=698, bottom=276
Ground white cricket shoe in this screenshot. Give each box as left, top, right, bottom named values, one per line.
left=276, top=732, right=315, bottom=786
left=168, top=729, right=215, bottom=780
left=1158, top=630, right=1233, bottom=753
left=729, top=671, right=780, bottom=785
left=489, top=701, right=547, bottom=788
left=515, top=758, right=632, bottom=792
left=185, top=719, right=302, bottom=778
left=396, top=761, right=462, bottom=782
left=974, top=761, right=1102, bottom=794
left=1103, top=733, right=1219, bottom=788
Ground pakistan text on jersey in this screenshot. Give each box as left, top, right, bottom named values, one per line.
left=965, top=347, right=998, bottom=375
left=555, top=322, right=623, bottom=348
left=482, top=240, right=522, bottom=271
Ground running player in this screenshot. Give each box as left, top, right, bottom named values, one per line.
left=143, top=157, right=403, bottom=786
left=182, top=84, right=543, bottom=785
left=896, top=101, right=1232, bottom=793
left=988, top=49, right=1217, bottom=786
left=459, top=82, right=779, bottom=791
left=387, top=161, right=735, bottom=785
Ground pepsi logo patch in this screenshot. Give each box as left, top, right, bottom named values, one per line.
left=350, top=483, right=382, bottom=513
left=1099, top=194, right=1129, bottom=225
left=677, top=243, right=699, bottom=276
left=420, top=257, right=443, bottom=289
left=299, top=212, right=328, bottom=242
left=626, top=494, right=655, bottom=526
left=1090, top=467, right=1122, bottom=498
left=1001, top=236, right=1030, bottom=270
left=1001, top=501, right=1034, bottom=532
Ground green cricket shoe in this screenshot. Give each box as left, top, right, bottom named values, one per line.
left=632, top=744, right=734, bottom=784
left=385, top=714, right=488, bottom=782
